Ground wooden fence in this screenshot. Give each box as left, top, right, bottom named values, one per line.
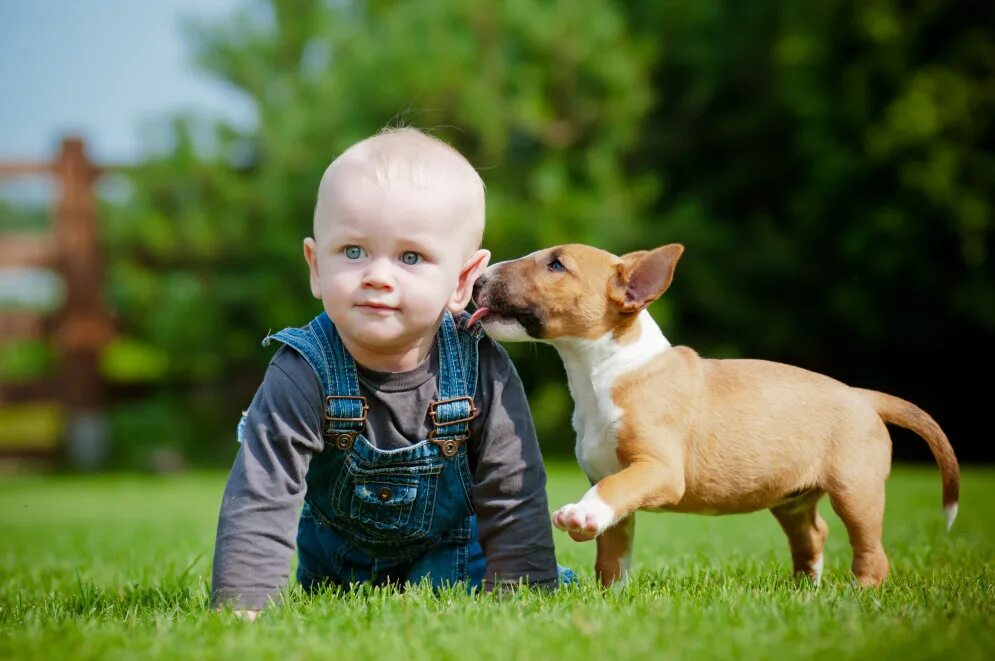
left=0, top=137, right=114, bottom=467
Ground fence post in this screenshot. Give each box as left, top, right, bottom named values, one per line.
left=51, top=137, right=113, bottom=468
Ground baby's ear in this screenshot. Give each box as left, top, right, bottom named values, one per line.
left=448, top=249, right=491, bottom=314
left=303, top=238, right=322, bottom=300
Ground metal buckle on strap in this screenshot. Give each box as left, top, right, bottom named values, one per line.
left=428, top=397, right=476, bottom=458
left=428, top=396, right=478, bottom=426
left=324, top=395, right=369, bottom=423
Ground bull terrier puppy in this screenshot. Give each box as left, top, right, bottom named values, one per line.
left=468, top=243, right=959, bottom=588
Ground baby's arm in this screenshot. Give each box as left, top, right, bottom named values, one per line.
left=471, top=340, right=560, bottom=590
left=212, top=348, right=325, bottom=611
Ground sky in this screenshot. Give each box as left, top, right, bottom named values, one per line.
left=0, top=0, right=256, bottom=166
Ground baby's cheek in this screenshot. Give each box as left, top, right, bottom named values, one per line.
left=409, top=270, right=450, bottom=302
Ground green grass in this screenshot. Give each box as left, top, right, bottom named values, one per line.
left=1, top=462, right=993, bottom=660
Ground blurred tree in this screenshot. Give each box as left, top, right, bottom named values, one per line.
left=103, top=0, right=655, bottom=462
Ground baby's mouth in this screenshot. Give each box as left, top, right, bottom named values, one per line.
left=356, top=302, right=399, bottom=313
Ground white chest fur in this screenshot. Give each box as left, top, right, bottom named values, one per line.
left=551, top=310, right=671, bottom=482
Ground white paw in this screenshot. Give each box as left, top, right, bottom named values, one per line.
left=611, top=572, right=631, bottom=591
left=812, top=553, right=824, bottom=586
left=552, top=490, right=615, bottom=541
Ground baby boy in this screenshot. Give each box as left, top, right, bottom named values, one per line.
left=211, top=128, right=562, bottom=614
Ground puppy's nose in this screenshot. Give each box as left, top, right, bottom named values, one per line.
left=472, top=275, right=487, bottom=300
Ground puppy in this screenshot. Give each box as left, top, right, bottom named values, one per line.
left=468, top=243, right=959, bottom=587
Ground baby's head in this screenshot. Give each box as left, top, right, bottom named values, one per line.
left=304, top=128, right=490, bottom=370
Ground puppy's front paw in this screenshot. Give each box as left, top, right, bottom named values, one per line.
left=552, top=500, right=613, bottom=542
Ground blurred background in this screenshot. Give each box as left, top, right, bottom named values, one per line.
left=1, top=0, right=992, bottom=472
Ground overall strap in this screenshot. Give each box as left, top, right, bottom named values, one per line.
left=263, top=312, right=368, bottom=449
left=429, top=311, right=484, bottom=458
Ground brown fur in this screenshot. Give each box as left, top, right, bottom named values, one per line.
left=595, top=516, right=634, bottom=585
left=474, top=243, right=960, bottom=588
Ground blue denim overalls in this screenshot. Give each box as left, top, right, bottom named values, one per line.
left=260, top=310, right=487, bottom=591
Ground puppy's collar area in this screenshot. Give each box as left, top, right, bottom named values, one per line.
left=552, top=310, right=670, bottom=379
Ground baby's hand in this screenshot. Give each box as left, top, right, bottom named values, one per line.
left=233, top=609, right=261, bottom=622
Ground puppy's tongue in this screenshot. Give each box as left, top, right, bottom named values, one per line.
left=466, top=307, right=490, bottom=327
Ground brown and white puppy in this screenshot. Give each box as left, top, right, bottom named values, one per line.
left=468, top=243, right=959, bottom=588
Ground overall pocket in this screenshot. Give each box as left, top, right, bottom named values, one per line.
left=331, top=455, right=443, bottom=543
left=351, top=477, right=418, bottom=530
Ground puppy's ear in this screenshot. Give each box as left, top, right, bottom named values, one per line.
left=609, top=244, right=684, bottom=313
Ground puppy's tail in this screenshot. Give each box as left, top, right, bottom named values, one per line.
left=855, top=388, right=960, bottom=530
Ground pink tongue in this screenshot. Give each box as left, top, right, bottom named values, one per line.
left=466, top=307, right=490, bottom=326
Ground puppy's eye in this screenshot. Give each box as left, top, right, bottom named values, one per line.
left=548, top=258, right=566, bottom=272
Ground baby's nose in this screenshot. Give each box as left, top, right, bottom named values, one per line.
left=362, top=258, right=395, bottom=290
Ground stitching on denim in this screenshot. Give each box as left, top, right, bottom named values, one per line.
left=314, top=315, right=366, bottom=429
left=264, top=328, right=332, bottom=396
left=454, top=446, right=475, bottom=512
left=311, top=313, right=335, bottom=395
left=353, top=434, right=435, bottom=456
left=431, top=313, right=481, bottom=439
left=346, top=458, right=443, bottom=478
left=331, top=539, right=353, bottom=576
left=457, top=540, right=468, bottom=581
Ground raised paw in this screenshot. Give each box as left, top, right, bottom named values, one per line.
left=552, top=500, right=613, bottom=541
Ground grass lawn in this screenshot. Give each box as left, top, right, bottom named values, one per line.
left=1, top=461, right=993, bottom=660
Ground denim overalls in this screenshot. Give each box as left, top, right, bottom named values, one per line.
left=259, top=310, right=487, bottom=591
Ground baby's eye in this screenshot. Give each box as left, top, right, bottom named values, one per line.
left=401, top=251, right=423, bottom=266
left=344, top=246, right=366, bottom=259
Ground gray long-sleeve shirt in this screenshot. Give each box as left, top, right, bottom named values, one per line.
left=212, top=337, right=558, bottom=608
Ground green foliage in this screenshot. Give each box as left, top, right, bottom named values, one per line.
left=105, top=0, right=655, bottom=459
left=102, top=0, right=995, bottom=462
left=0, top=340, right=54, bottom=382
left=0, top=198, right=49, bottom=233
left=624, top=1, right=995, bottom=369
left=100, top=337, right=170, bottom=383
left=1, top=464, right=993, bottom=658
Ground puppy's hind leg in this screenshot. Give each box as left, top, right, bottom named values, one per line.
left=828, top=482, right=889, bottom=587
left=770, top=491, right=828, bottom=585
left=826, top=428, right=891, bottom=588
